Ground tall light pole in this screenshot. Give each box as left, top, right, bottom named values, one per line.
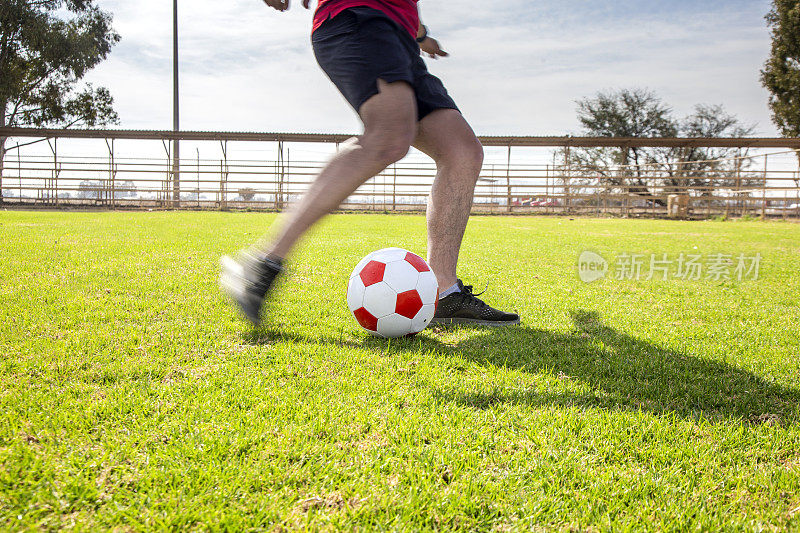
left=172, top=0, right=180, bottom=206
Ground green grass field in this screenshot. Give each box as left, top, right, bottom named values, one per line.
left=1, top=210, right=800, bottom=531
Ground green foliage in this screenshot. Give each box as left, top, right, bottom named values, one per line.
left=761, top=0, right=800, bottom=138
left=577, top=88, right=677, bottom=140
left=0, top=0, right=120, bottom=130
left=1, top=212, right=799, bottom=530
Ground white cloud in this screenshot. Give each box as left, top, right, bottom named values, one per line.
left=86, top=0, right=777, bottom=136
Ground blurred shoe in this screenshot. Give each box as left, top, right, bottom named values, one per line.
left=219, top=251, right=283, bottom=326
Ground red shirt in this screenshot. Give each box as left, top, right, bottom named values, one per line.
left=313, top=0, right=420, bottom=39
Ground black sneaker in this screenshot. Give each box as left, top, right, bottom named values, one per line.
left=219, top=251, right=283, bottom=326
left=431, top=280, right=520, bottom=326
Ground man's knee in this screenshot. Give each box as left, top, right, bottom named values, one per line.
left=441, top=137, right=484, bottom=175
left=468, top=138, right=485, bottom=171
left=362, top=132, right=414, bottom=166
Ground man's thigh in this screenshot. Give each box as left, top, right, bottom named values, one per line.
left=359, top=79, right=417, bottom=141
left=413, top=109, right=481, bottom=161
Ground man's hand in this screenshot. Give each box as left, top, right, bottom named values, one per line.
left=262, top=0, right=311, bottom=11
left=419, top=37, right=448, bottom=59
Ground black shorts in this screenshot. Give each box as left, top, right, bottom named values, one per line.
left=311, top=7, right=459, bottom=121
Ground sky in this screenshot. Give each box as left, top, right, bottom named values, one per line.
left=86, top=0, right=777, bottom=137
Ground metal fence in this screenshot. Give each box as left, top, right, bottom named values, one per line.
left=1, top=128, right=799, bottom=219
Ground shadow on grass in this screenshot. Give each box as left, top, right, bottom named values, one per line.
left=242, top=311, right=799, bottom=424
left=242, top=328, right=360, bottom=349
left=241, top=327, right=444, bottom=352
left=433, top=310, right=799, bottom=425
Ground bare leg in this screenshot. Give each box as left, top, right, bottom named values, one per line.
left=414, top=109, right=484, bottom=289
left=262, top=80, right=418, bottom=259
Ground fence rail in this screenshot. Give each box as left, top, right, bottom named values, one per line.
left=1, top=128, right=799, bottom=219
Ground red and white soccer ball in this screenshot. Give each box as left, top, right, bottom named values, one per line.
left=347, top=248, right=439, bottom=338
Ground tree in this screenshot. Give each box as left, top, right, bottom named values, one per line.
left=77, top=179, right=101, bottom=199
left=577, top=88, right=677, bottom=142
left=565, top=89, right=677, bottom=203
left=562, top=89, right=756, bottom=206
left=669, top=105, right=759, bottom=197
left=238, top=188, right=256, bottom=202
left=113, top=180, right=136, bottom=200
left=761, top=0, right=800, bottom=142
left=0, top=0, right=120, bottom=200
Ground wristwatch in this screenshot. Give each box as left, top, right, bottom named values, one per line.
left=416, top=25, right=428, bottom=43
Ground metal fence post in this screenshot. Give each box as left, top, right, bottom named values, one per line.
left=735, top=150, right=742, bottom=217
left=761, top=154, right=768, bottom=219
left=161, top=139, right=171, bottom=207
left=286, top=146, right=291, bottom=210
left=220, top=140, right=228, bottom=209
left=620, top=146, right=628, bottom=217
left=106, top=138, right=116, bottom=208
left=46, top=138, right=59, bottom=206
left=277, top=141, right=284, bottom=210
left=196, top=148, right=201, bottom=209
left=506, top=144, right=512, bottom=213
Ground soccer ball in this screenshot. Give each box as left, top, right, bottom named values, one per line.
left=347, top=248, right=439, bottom=338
